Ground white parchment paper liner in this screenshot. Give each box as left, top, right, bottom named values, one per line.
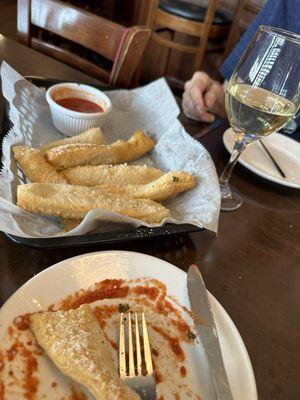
left=0, top=62, right=220, bottom=238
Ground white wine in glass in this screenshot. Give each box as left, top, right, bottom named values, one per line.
left=226, top=84, right=296, bottom=141
left=220, top=26, right=300, bottom=211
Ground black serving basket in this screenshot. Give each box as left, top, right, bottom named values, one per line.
left=1, top=77, right=201, bottom=248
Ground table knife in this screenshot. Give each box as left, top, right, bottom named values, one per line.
left=187, top=265, right=233, bottom=400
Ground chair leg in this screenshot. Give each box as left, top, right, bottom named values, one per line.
left=146, top=0, right=159, bottom=26
left=192, top=0, right=218, bottom=72
left=164, top=30, right=175, bottom=76
left=192, top=37, right=207, bottom=71
left=133, top=0, right=149, bottom=25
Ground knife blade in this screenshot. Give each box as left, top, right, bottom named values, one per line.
left=187, top=265, right=233, bottom=400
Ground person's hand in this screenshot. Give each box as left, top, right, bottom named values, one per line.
left=182, top=72, right=226, bottom=122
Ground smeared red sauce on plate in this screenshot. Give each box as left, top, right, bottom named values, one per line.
left=93, top=305, right=118, bottom=328
left=7, top=326, right=13, bottom=336
left=6, top=340, right=39, bottom=399
left=0, top=351, right=4, bottom=372
left=152, top=326, right=185, bottom=361
left=13, top=314, right=31, bottom=331
left=70, top=386, right=88, bottom=399
left=154, top=368, right=163, bottom=384
left=172, top=319, right=194, bottom=341
left=22, top=346, right=38, bottom=399
left=92, top=311, right=119, bottom=351
left=56, top=98, right=103, bottom=113
left=6, top=342, right=19, bottom=361
left=156, top=298, right=177, bottom=316
left=180, top=365, right=187, bottom=377
left=3, top=277, right=199, bottom=399
left=59, top=279, right=129, bottom=310
left=4, top=324, right=41, bottom=400
left=0, top=380, right=4, bottom=400
left=133, top=285, right=160, bottom=301
left=108, top=339, right=118, bottom=351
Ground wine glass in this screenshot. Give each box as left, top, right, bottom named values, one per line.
left=220, top=26, right=300, bottom=211
left=281, top=107, right=299, bottom=134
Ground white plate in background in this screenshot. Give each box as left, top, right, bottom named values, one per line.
left=0, top=251, right=257, bottom=400
left=223, top=128, right=300, bottom=189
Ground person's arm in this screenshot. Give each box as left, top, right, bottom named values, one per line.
left=219, top=0, right=300, bottom=80
left=182, top=72, right=226, bottom=122
left=182, top=0, right=300, bottom=122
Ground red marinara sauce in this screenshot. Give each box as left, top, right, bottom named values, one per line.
left=55, top=98, right=104, bottom=113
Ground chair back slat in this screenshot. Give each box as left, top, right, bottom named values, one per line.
left=193, top=0, right=218, bottom=69
left=143, top=0, right=231, bottom=80
left=17, top=0, right=31, bottom=46
left=30, top=0, right=124, bottom=61
left=112, top=28, right=152, bottom=87
left=223, top=0, right=264, bottom=59
left=17, top=0, right=151, bottom=87
left=31, top=38, right=110, bottom=81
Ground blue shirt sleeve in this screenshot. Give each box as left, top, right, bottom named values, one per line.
left=219, top=0, right=300, bottom=80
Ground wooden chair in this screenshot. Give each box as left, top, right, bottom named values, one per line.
left=145, top=0, right=233, bottom=75
left=17, top=0, right=151, bottom=87
left=222, top=0, right=265, bottom=59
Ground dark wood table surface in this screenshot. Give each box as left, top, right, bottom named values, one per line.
left=0, top=35, right=300, bottom=400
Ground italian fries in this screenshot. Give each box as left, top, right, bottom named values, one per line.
left=12, top=146, right=67, bottom=184
left=45, top=130, right=155, bottom=170
left=40, top=127, right=106, bottom=152
left=13, top=126, right=197, bottom=232
left=17, top=183, right=170, bottom=223
left=61, top=164, right=164, bottom=186
left=95, top=171, right=196, bottom=201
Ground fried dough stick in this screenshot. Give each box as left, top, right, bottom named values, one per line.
left=12, top=146, right=67, bottom=184
left=40, top=127, right=106, bottom=152
left=96, top=171, right=196, bottom=201
left=45, top=130, right=155, bottom=170
left=30, top=304, right=140, bottom=400
left=62, top=164, right=164, bottom=186
left=17, top=183, right=169, bottom=223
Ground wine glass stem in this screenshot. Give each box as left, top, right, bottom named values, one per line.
left=219, top=138, right=247, bottom=188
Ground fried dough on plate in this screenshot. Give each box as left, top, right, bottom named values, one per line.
left=30, top=304, right=140, bottom=400
left=40, top=127, right=106, bottom=152
left=45, top=130, right=155, bottom=170
left=12, top=146, right=67, bottom=184
left=96, top=171, right=196, bottom=201
left=61, top=164, right=164, bottom=186
left=17, top=183, right=169, bottom=223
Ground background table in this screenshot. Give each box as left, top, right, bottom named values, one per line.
left=0, top=35, right=300, bottom=400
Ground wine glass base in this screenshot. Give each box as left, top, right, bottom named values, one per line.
left=220, top=185, right=243, bottom=211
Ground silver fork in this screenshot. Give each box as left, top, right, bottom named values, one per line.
left=119, top=312, right=156, bottom=400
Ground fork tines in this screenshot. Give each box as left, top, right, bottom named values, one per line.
left=119, top=312, right=153, bottom=378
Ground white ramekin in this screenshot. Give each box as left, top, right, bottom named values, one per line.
left=46, top=83, right=112, bottom=136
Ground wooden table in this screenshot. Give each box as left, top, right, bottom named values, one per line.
left=0, top=35, right=299, bottom=400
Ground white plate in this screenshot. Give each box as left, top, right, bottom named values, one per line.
left=223, top=128, right=300, bottom=188
left=0, top=251, right=257, bottom=400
